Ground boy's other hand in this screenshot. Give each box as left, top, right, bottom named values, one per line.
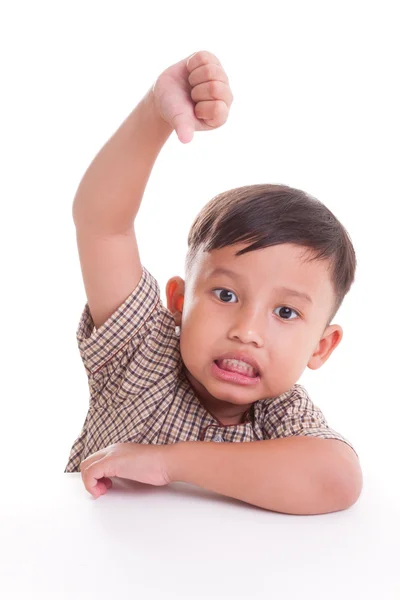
left=152, top=50, right=234, bottom=144
left=80, top=442, right=174, bottom=499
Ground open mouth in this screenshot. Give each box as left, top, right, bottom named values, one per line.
left=211, top=360, right=260, bottom=386
left=213, top=359, right=259, bottom=379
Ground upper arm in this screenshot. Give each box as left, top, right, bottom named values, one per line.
left=74, top=224, right=143, bottom=330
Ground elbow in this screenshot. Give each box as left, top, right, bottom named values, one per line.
left=342, top=470, right=363, bottom=509
left=329, top=456, right=364, bottom=510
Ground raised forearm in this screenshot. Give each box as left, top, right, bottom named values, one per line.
left=167, top=437, right=362, bottom=515
left=72, top=90, right=173, bottom=234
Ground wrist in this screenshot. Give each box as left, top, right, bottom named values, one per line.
left=141, top=87, right=173, bottom=138
left=165, top=441, right=189, bottom=484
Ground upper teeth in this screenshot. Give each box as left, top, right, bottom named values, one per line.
left=220, top=358, right=257, bottom=376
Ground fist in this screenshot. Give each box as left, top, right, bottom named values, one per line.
left=152, top=50, right=234, bottom=144
left=80, top=442, right=173, bottom=499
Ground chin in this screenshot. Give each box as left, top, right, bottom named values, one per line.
left=206, top=377, right=260, bottom=401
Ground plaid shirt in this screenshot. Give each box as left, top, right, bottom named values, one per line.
left=65, top=267, right=357, bottom=472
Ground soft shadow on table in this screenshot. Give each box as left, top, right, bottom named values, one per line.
left=105, top=477, right=268, bottom=513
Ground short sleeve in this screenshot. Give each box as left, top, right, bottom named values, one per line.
left=65, top=266, right=181, bottom=471
left=76, top=266, right=164, bottom=377
left=260, top=384, right=358, bottom=457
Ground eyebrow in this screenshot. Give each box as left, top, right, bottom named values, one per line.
left=208, top=267, right=314, bottom=305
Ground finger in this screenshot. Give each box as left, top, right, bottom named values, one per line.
left=186, top=50, right=221, bottom=73
left=191, top=81, right=233, bottom=107
left=171, top=113, right=194, bottom=144
left=194, top=100, right=229, bottom=128
left=103, top=477, right=113, bottom=489
left=94, top=480, right=108, bottom=498
left=82, top=458, right=115, bottom=497
left=96, top=476, right=113, bottom=489
left=188, top=64, right=229, bottom=88
left=188, top=63, right=229, bottom=87
left=90, top=478, right=113, bottom=498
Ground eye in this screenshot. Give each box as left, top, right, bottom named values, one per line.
left=273, top=306, right=300, bottom=320
left=212, top=288, right=238, bottom=303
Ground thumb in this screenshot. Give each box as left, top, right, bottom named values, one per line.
left=172, top=114, right=194, bottom=144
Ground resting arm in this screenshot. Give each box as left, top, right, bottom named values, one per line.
left=167, top=436, right=363, bottom=515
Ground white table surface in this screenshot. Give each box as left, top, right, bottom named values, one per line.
left=1, top=473, right=398, bottom=599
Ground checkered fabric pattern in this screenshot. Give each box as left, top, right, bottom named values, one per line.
left=65, top=267, right=357, bottom=472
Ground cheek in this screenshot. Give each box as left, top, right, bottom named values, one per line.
left=181, top=306, right=218, bottom=356
left=274, top=329, right=305, bottom=354
left=183, top=309, right=212, bottom=342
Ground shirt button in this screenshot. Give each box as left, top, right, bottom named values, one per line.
left=212, top=434, right=224, bottom=442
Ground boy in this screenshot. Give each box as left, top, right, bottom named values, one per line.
left=66, top=50, right=363, bottom=515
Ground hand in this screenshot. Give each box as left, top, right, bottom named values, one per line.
left=152, top=50, right=234, bottom=144
left=80, top=442, right=173, bottom=499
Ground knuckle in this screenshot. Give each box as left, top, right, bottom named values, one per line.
left=80, top=458, right=89, bottom=472
left=198, top=50, right=221, bottom=70
left=214, top=100, right=226, bottom=118
left=209, top=80, right=221, bottom=98
left=205, top=63, right=217, bottom=80
left=213, top=106, right=228, bottom=127
left=196, top=50, right=211, bottom=64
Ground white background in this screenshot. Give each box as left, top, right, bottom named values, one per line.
left=1, top=1, right=398, bottom=486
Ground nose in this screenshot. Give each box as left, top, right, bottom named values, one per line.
left=227, top=307, right=264, bottom=347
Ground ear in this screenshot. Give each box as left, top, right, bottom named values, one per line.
left=166, top=276, right=185, bottom=326
left=307, top=324, right=343, bottom=370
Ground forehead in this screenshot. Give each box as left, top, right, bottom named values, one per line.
left=192, top=243, right=334, bottom=302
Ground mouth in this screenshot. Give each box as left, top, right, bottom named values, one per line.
left=212, top=359, right=261, bottom=386
left=214, top=353, right=261, bottom=376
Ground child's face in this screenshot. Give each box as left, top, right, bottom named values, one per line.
left=167, top=242, right=343, bottom=422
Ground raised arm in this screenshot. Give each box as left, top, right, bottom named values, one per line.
left=71, top=50, right=232, bottom=330
left=72, top=92, right=172, bottom=329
